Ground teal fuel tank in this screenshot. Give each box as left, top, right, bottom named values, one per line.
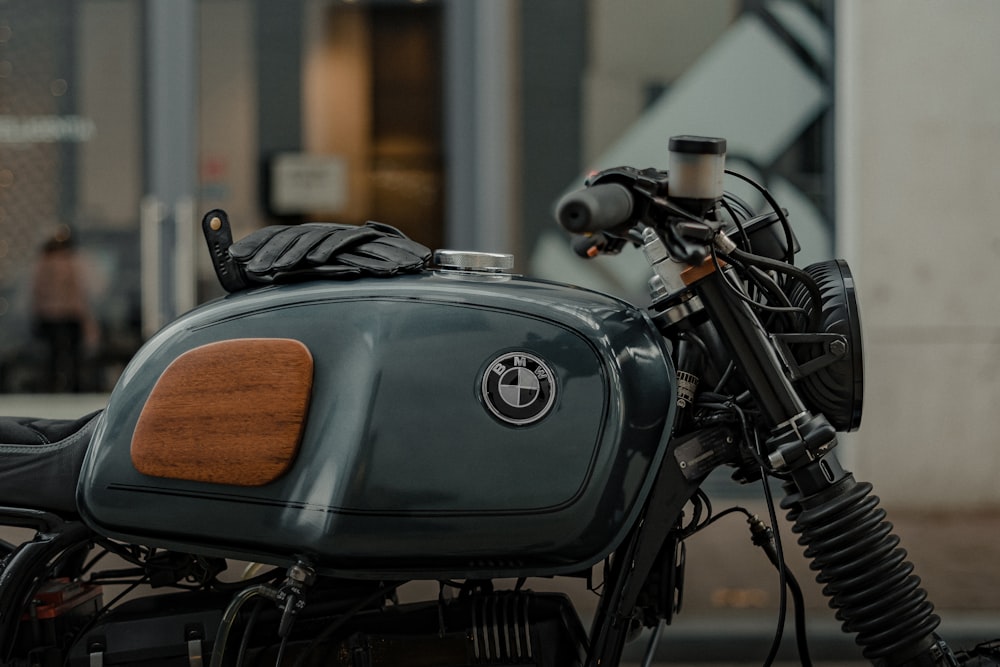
left=78, top=265, right=677, bottom=578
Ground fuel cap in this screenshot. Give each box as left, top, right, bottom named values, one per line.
left=434, top=250, right=515, bottom=273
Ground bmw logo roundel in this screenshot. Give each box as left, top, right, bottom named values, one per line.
left=481, top=352, right=556, bottom=426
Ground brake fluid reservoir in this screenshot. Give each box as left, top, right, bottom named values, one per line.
left=668, top=135, right=726, bottom=201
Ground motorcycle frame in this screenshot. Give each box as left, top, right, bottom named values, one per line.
left=0, top=266, right=938, bottom=667
left=0, top=265, right=784, bottom=667
left=585, top=261, right=826, bottom=667
left=0, top=508, right=92, bottom=661
left=0, top=156, right=965, bottom=665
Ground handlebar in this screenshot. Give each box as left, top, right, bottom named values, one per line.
left=555, top=183, right=634, bottom=234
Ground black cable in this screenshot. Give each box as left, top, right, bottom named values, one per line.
left=785, top=567, right=813, bottom=667
left=695, top=489, right=713, bottom=526
left=274, top=632, right=289, bottom=667
left=680, top=495, right=811, bottom=666
left=719, top=403, right=790, bottom=666
left=681, top=504, right=753, bottom=539
left=704, top=505, right=752, bottom=528
left=92, top=537, right=154, bottom=569
left=713, top=362, right=735, bottom=394
left=727, top=248, right=824, bottom=331
left=695, top=390, right=756, bottom=413
left=752, top=504, right=813, bottom=667
left=677, top=330, right=712, bottom=364
left=724, top=170, right=796, bottom=265
left=759, top=472, right=787, bottom=667
left=738, top=260, right=787, bottom=314
left=680, top=478, right=812, bottom=666
left=721, top=198, right=753, bottom=251
left=693, top=390, right=730, bottom=404
left=640, top=621, right=664, bottom=667
left=744, top=265, right=809, bottom=329
left=671, top=471, right=812, bottom=666
left=235, top=598, right=265, bottom=667
left=684, top=490, right=705, bottom=533
left=698, top=399, right=772, bottom=474
left=710, top=249, right=813, bottom=324
left=292, top=583, right=398, bottom=667
left=751, top=418, right=802, bottom=667
left=87, top=567, right=146, bottom=581
left=723, top=191, right=757, bottom=222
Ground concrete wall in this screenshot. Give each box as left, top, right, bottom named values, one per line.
left=838, top=0, right=1000, bottom=509
left=582, top=0, right=737, bottom=166
left=577, top=0, right=1000, bottom=509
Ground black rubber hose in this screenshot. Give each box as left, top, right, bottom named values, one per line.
left=783, top=476, right=941, bottom=663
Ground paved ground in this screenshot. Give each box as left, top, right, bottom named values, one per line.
left=616, top=500, right=1000, bottom=665
left=676, top=501, right=1000, bottom=613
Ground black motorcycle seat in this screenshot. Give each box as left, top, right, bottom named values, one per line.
left=0, top=411, right=101, bottom=515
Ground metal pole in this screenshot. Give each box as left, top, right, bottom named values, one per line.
left=142, top=0, right=197, bottom=334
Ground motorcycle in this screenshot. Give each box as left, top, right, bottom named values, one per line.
left=1, top=135, right=998, bottom=667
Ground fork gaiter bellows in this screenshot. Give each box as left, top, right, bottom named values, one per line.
left=782, top=475, right=941, bottom=663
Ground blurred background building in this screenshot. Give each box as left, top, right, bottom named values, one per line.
left=1, top=0, right=999, bottom=652
left=0, top=0, right=839, bottom=396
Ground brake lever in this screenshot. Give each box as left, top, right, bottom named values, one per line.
left=571, top=232, right=626, bottom=259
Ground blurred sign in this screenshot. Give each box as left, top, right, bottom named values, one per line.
left=270, top=153, right=348, bottom=216
left=0, top=115, right=96, bottom=143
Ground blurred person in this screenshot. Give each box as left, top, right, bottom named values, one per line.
left=30, top=228, right=99, bottom=392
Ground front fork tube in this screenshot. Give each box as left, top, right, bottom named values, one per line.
left=690, top=267, right=950, bottom=666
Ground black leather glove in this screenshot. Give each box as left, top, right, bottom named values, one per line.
left=202, top=209, right=431, bottom=293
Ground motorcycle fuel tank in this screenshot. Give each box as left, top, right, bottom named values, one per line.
left=78, top=269, right=677, bottom=578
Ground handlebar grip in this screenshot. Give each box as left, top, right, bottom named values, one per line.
left=556, top=183, right=634, bottom=234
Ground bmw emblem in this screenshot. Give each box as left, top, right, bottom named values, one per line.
left=481, top=352, right=556, bottom=426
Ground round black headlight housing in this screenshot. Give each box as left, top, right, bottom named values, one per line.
left=787, top=259, right=865, bottom=432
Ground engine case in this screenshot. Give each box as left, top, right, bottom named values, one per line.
left=78, top=272, right=676, bottom=578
